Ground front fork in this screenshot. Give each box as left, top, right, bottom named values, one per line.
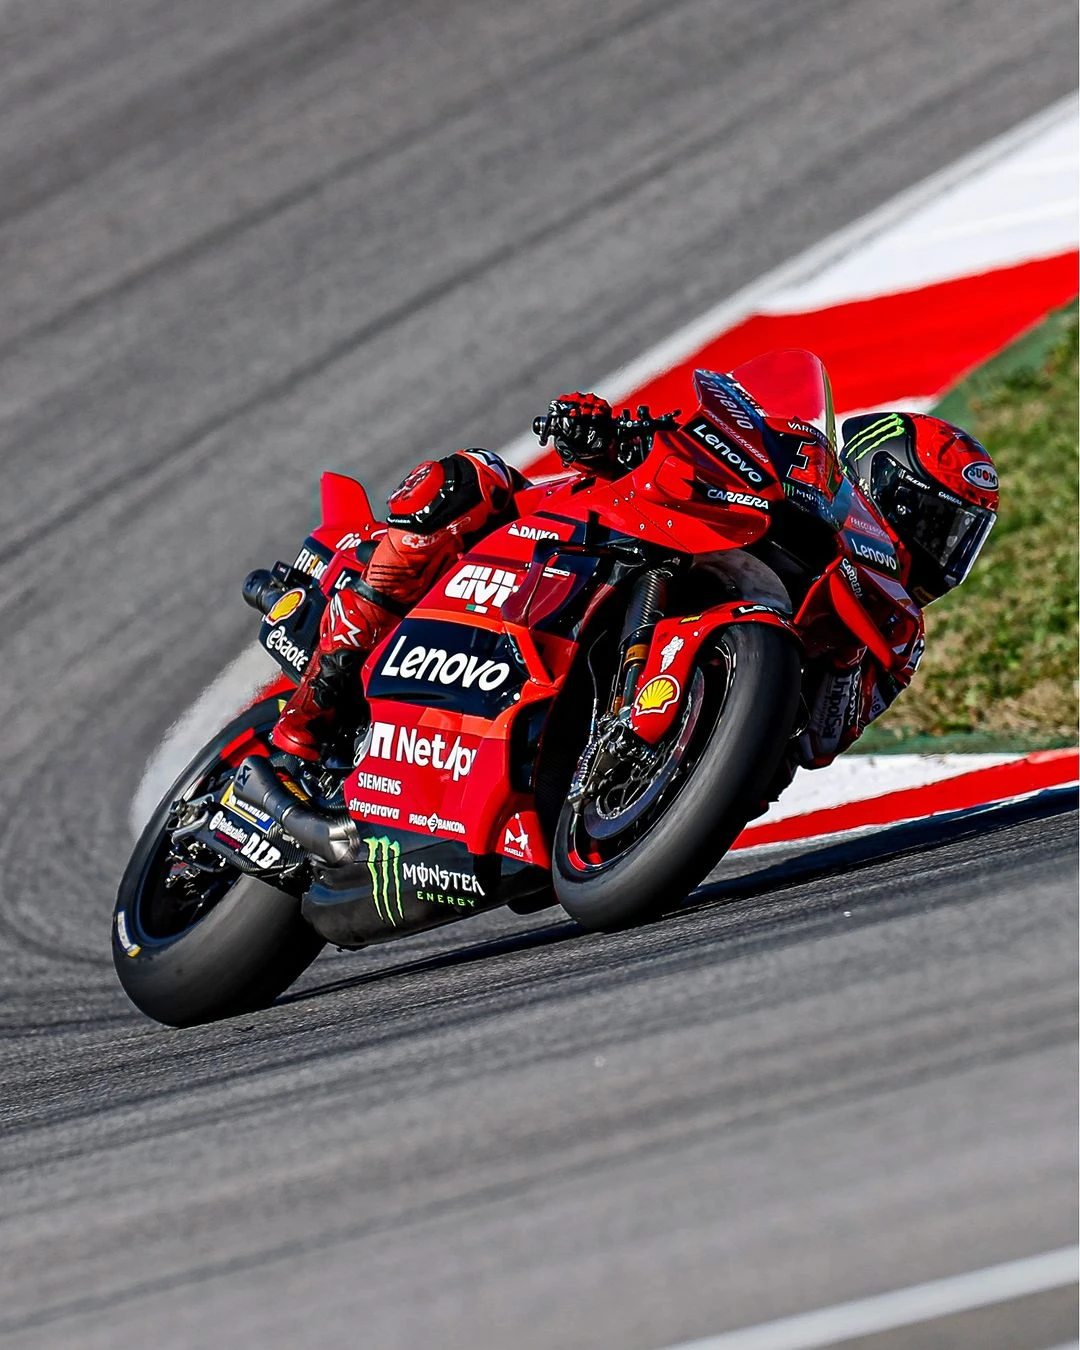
left=568, top=565, right=675, bottom=811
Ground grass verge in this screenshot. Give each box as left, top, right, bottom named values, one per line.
left=859, top=300, right=1078, bottom=753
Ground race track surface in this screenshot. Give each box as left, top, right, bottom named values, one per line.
left=0, top=2, right=1076, bottom=1345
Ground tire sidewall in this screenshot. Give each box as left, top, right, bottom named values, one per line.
left=113, top=697, right=324, bottom=1026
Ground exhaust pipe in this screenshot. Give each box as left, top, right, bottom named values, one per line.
left=233, top=756, right=362, bottom=867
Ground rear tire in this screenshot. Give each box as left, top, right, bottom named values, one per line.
left=113, top=698, right=325, bottom=1027
left=552, top=623, right=800, bottom=931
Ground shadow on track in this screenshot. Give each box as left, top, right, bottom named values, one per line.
left=280, top=786, right=1077, bottom=1008
left=691, top=784, right=1079, bottom=908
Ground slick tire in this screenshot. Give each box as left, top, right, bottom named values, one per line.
left=552, top=623, right=801, bottom=932
left=113, top=699, right=325, bottom=1027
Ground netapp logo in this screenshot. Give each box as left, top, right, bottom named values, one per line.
left=685, top=419, right=767, bottom=485
left=363, top=721, right=476, bottom=782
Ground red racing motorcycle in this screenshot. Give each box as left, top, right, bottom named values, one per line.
left=114, top=349, right=922, bottom=1025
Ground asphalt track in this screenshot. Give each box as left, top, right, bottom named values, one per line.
left=0, top=2, right=1076, bottom=1345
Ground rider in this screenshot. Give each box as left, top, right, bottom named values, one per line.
left=797, top=409, right=997, bottom=768
left=271, top=394, right=618, bottom=762
left=271, top=396, right=997, bottom=770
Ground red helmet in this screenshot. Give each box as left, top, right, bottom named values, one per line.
left=840, top=411, right=998, bottom=603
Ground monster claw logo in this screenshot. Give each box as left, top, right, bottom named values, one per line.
left=634, top=674, right=681, bottom=716
left=843, top=413, right=905, bottom=465
left=364, top=836, right=404, bottom=925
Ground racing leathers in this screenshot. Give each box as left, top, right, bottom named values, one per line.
left=797, top=630, right=924, bottom=770
left=272, top=392, right=624, bottom=761
left=272, top=448, right=529, bottom=760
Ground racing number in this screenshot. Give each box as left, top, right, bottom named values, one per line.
left=786, top=435, right=843, bottom=494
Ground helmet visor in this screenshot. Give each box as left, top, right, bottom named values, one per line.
left=872, top=458, right=995, bottom=589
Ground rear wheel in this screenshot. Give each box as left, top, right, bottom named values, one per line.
left=552, top=623, right=800, bottom=930
left=113, top=698, right=325, bottom=1027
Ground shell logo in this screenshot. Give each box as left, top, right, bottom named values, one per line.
left=267, top=587, right=306, bottom=623
left=634, top=674, right=681, bottom=716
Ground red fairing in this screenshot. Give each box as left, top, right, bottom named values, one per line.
left=628, top=605, right=797, bottom=746
left=320, top=471, right=377, bottom=532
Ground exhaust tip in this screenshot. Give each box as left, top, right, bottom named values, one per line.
left=233, top=757, right=362, bottom=866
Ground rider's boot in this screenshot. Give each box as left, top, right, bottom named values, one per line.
left=270, top=527, right=459, bottom=762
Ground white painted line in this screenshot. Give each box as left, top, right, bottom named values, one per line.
left=754, top=753, right=1020, bottom=826
left=655, top=1246, right=1079, bottom=1350
left=130, top=645, right=276, bottom=832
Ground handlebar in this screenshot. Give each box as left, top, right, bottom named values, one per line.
left=532, top=404, right=680, bottom=447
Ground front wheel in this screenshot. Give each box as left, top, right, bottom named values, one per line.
left=552, top=623, right=801, bottom=931
left=113, top=697, right=325, bottom=1026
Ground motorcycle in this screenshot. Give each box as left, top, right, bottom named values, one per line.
left=114, top=348, right=921, bottom=1025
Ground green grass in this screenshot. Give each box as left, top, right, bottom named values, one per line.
left=859, top=301, right=1078, bottom=752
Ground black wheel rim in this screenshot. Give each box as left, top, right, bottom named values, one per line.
left=563, top=648, right=732, bottom=875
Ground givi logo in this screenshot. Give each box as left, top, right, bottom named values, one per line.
left=444, top=564, right=520, bottom=611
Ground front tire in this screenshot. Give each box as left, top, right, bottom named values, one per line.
left=552, top=623, right=800, bottom=931
left=113, top=698, right=325, bottom=1027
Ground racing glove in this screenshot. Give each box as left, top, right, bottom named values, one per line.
left=547, top=391, right=618, bottom=466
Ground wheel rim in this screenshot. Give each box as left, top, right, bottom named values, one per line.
left=134, top=759, right=245, bottom=943
left=563, top=651, right=731, bottom=875
left=127, top=703, right=282, bottom=945
left=583, top=667, right=706, bottom=840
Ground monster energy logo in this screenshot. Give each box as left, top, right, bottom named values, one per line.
left=364, top=836, right=404, bottom=924
left=844, top=413, right=905, bottom=465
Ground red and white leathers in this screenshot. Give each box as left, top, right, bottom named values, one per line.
left=798, top=627, right=925, bottom=769
left=796, top=407, right=996, bottom=767
left=272, top=448, right=528, bottom=760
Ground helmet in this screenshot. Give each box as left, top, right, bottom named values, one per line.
left=840, top=411, right=998, bottom=603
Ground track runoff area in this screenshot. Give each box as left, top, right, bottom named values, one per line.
left=129, top=99, right=1080, bottom=1349
left=136, top=92, right=1080, bottom=852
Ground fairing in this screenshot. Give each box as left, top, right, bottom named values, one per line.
left=244, top=356, right=930, bottom=947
